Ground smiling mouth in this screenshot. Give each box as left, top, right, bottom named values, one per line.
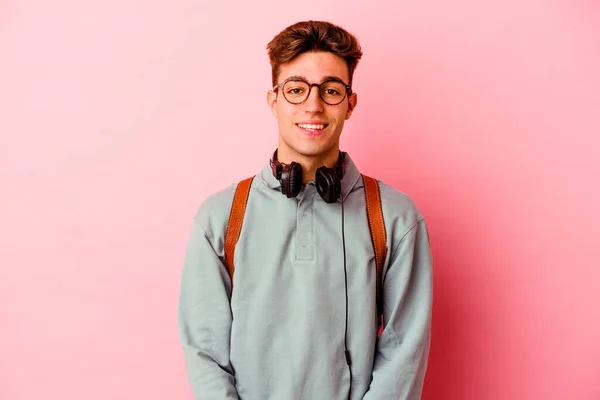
left=296, top=123, right=328, bottom=134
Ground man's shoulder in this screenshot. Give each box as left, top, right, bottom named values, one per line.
left=376, top=180, right=422, bottom=215
left=191, top=180, right=246, bottom=236
left=370, top=178, right=425, bottom=235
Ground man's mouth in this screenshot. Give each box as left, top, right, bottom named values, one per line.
left=296, top=123, right=328, bottom=135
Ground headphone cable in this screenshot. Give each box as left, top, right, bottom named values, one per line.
left=341, top=196, right=352, bottom=400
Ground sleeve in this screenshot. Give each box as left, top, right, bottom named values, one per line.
left=177, top=216, right=240, bottom=399
left=362, top=219, right=433, bottom=400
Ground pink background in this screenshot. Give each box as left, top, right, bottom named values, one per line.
left=1, top=0, right=599, bottom=399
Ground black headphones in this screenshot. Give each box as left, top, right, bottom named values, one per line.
left=270, top=149, right=346, bottom=203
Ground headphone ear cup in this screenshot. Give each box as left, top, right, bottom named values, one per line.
left=316, top=166, right=341, bottom=203
left=281, top=162, right=303, bottom=198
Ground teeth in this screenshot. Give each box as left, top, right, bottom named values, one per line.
left=298, top=124, right=326, bottom=130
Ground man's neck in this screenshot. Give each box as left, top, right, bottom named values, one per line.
left=276, top=146, right=340, bottom=184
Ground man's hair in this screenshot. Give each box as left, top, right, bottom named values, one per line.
left=266, top=20, right=363, bottom=87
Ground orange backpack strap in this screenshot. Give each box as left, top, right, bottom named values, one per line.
left=224, top=176, right=254, bottom=283
left=362, top=174, right=387, bottom=324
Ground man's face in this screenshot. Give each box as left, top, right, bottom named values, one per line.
left=267, top=51, right=358, bottom=160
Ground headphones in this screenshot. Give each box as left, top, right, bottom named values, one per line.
left=270, top=149, right=346, bottom=203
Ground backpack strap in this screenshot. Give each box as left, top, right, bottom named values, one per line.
left=224, top=176, right=254, bottom=283
left=362, top=174, right=387, bottom=328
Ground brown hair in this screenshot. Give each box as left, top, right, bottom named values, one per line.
left=266, top=20, right=363, bottom=87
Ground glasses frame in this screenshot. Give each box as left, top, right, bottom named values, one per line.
left=273, top=77, right=352, bottom=106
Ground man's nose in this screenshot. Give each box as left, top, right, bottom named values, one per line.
left=304, top=86, right=324, bottom=112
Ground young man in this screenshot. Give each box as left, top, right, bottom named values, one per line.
left=178, top=20, right=433, bottom=400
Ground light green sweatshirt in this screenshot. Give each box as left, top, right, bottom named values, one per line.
left=178, top=151, right=433, bottom=399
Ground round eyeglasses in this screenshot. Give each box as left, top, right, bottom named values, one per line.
left=273, top=78, right=352, bottom=106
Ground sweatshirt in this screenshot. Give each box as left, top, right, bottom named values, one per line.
left=178, top=151, right=433, bottom=399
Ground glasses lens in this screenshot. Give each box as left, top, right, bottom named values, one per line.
left=320, top=81, right=347, bottom=104
left=283, top=80, right=310, bottom=104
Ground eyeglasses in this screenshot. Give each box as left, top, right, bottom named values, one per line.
left=273, top=77, right=352, bottom=106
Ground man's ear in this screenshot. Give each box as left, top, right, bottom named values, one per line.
left=345, top=92, right=358, bottom=120
left=267, top=90, right=278, bottom=118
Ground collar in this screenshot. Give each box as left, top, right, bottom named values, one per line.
left=259, top=150, right=363, bottom=203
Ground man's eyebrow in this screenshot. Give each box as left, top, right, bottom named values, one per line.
left=283, top=75, right=307, bottom=82
left=282, top=75, right=348, bottom=84
left=320, top=75, right=347, bottom=84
